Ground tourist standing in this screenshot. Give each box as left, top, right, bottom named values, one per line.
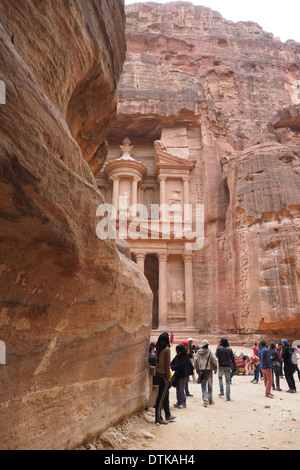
left=216, top=338, right=236, bottom=402
left=148, top=342, right=156, bottom=367
left=188, top=338, right=196, bottom=357
left=259, top=340, right=274, bottom=398
left=276, top=343, right=284, bottom=378
left=269, top=342, right=282, bottom=391
left=296, top=345, right=300, bottom=381
left=171, top=344, right=188, bottom=409
left=281, top=339, right=297, bottom=393
left=182, top=341, right=194, bottom=396
left=252, top=341, right=261, bottom=384
left=154, top=333, right=175, bottom=425
left=188, top=338, right=197, bottom=385
left=195, top=340, right=218, bottom=407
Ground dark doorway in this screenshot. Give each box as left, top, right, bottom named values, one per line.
left=144, top=254, right=159, bottom=329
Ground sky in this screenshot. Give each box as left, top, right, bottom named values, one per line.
left=124, top=0, right=300, bottom=43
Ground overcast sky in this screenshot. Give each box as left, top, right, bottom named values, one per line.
left=124, top=0, right=300, bottom=43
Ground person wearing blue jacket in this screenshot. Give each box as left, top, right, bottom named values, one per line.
left=259, top=340, right=274, bottom=398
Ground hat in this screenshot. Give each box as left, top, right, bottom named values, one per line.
left=182, top=341, right=189, bottom=346
left=201, top=340, right=209, bottom=347
left=281, top=339, right=288, bottom=345
left=188, top=338, right=194, bottom=342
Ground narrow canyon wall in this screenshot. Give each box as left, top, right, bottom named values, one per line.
left=110, top=1, right=300, bottom=337
left=0, top=0, right=153, bottom=450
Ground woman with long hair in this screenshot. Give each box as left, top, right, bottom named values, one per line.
left=153, top=332, right=176, bottom=425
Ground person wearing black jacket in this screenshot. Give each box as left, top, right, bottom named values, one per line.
left=154, top=333, right=175, bottom=425
left=171, top=344, right=189, bottom=409
left=270, top=342, right=282, bottom=391
left=281, top=339, right=297, bottom=393
left=216, top=338, right=236, bottom=401
left=182, top=341, right=194, bottom=397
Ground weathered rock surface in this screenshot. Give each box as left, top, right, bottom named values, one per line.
left=108, top=2, right=300, bottom=337
left=0, top=0, right=152, bottom=450
left=116, top=1, right=300, bottom=138
left=223, top=130, right=300, bottom=335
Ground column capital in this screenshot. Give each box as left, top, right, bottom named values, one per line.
left=158, top=175, right=168, bottom=183
left=110, top=174, right=119, bottom=182
left=182, top=175, right=190, bottom=183
left=132, top=175, right=141, bottom=183
left=157, top=252, right=168, bottom=262
left=135, top=253, right=146, bottom=261
left=183, top=253, right=193, bottom=262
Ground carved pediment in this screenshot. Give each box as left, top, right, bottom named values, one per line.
left=154, top=140, right=196, bottom=174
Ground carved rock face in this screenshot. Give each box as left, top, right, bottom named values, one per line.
left=225, top=132, right=300, bottom=334
left=107, top=2, right=300, bottom=338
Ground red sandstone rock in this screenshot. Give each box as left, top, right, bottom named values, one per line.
left=107, top=2, right=300, bottom=337
left=224, top=130, right=300, bottom=335
left=0, top=0, right=152, bottom=450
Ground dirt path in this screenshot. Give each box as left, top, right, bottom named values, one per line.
left=83, top=345, right=300, bottom=451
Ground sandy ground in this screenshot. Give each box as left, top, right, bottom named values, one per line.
left=82, top=345, right=300, bottom=451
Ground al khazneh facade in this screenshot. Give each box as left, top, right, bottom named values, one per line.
left=97, top=130, right=199, bottom=335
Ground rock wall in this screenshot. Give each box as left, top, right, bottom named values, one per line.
left=110, top=1, right=300, bottom=337
left=0, top=0, right=153, bottom=450
left=223, top=125, right=300, bottom=336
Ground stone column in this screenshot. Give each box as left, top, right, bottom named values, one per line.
left=135, top=253, right=146, bottom=274
left=182, top=175, right=192, bottom=233
left=131, top=176, right=139, bottom=217
left=131, top=177, right=138, bottom=206
left=157, top=252, right=168, bottom=329
left=183, top=253, right=195, bottom=328
left=183, top=176, right=190, bottom=206
left=159, top=175, right=167, bottom=205
left=159, top=175, right=167, bottom=221
left=111, top=175, right=120, bottom=217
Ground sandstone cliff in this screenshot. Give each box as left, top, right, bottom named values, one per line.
left=109, top=1, right=300, bottom=337
left=0, top=0, right=152, bottom=450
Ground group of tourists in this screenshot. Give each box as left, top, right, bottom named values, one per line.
left=149, top=332, right=300, bottom=426
left=252, top=339, right=299, bottom=397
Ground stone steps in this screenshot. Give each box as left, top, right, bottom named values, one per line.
left=150, top=330, right=262, bottom=347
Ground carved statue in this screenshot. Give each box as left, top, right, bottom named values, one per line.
left=171, top=289, right=185, bottom=307
left=169, top=190, right=182, bottom=204
left=119, top=190, right=131, bottom=209
left=168, top=289, right=186, bottom=325
left=221, top=154, right=230, bottom=181
left=120, top=137, right=134, bottom=157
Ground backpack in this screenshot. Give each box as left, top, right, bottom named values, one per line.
left=270, top=350, right=280, bottom=369
left=286, top=347, right=297, bottom=366
left=291, top=350, right=298, bottom=367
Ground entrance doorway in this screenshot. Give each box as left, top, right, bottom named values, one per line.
left=144, top=254, right=159, bottom=329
